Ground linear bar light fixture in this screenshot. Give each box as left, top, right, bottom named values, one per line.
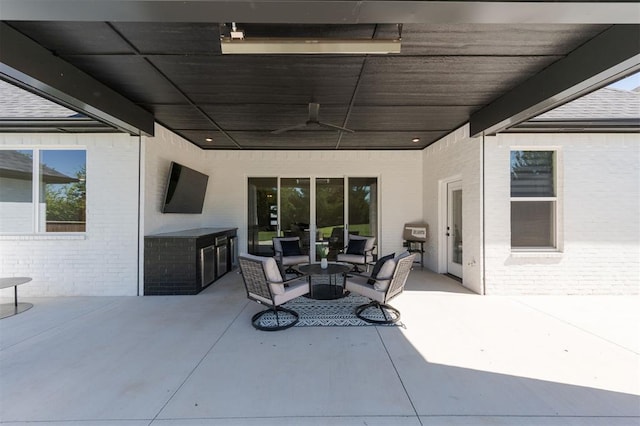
left=221, top=38, right=401, bottom=54
left=220, top=23, right=401, bottom=55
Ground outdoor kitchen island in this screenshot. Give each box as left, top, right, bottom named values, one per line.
left=144, top=227, right=238, bottom=295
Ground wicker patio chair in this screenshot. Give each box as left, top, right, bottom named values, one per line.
left=344, top=252, right=416, bottom=324
left=238, top=254, right=309, bottom=331
left=272, top=236, right=310, bottom=275
left=336, top=234, right=376, bottom=272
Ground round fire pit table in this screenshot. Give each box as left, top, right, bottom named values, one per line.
left=297, top=262, right=352, bottom=300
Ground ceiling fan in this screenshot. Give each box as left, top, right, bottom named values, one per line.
left=271, top=103, right=354, bottom=134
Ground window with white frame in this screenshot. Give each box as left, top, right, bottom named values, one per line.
left=510, top=150, right=557, bottom=249
left=0, top=149, right=86, bottom=233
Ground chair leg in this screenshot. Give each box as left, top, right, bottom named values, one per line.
left=351, top=264, right=364, bottom=273
left=251, top=306, right=300, bottom=331
left=354, top=301, right=400, bottom=325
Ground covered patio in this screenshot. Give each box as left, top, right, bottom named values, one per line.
left=1, top=269, right=638, bottom=425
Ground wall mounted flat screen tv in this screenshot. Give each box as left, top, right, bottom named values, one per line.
left=162, top=162, right=209, bottom=214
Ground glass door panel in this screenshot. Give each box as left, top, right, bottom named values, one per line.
left=316, top=178, right=344, bottom=260
left=348, top=177, right=378, bottom=240
left=280, top=178, right=311, bottom=255
left=447, top=180, right=463, bottom=278
left=247, top=177, right=277, bottom=256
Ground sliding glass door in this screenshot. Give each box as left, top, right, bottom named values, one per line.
left=280, top=178, right=311, bottom=254
left=348, top=177, right=378, bottom=238
left=316, top=178, right=345, bottom=260
left=247, top=176, right=378, bottom=259
left=247, top=177, right=277, bottom=256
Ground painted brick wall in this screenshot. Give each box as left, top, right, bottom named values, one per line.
left=484, top=133, right=640, bottom=295
left=0, top=133, right=140, bottom=296
left=143, top=125, right=423, bottom=261
left=422, top=125, right=483, bottom=294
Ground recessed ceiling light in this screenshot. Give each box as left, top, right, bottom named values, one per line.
left=205, top=137, right=213, bottom=142
left=412, top=137, right=420, bottom=143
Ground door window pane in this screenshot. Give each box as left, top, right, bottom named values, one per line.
left=40, top=150, right=86, bottom=232
left=511, top=151, right=555, bottom=197
left=0, top=150, right=34, bottom=233
left=511, top=201, right=555, bottom=247
left=317, top=178, right=344, bottom=260
left=451, top=188, right=463, bottom=264
left=247, top=177, right=277, bottom=255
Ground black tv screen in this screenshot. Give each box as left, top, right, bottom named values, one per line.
left=162, top=162, right=209, bottom=213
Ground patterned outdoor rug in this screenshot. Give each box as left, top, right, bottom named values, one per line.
left=256, top=293, right=402, bottom=327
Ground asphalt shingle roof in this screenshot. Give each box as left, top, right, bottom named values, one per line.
left=0, top=80, right=79, bottom=119
left=533, top=86, right=640, bottom=121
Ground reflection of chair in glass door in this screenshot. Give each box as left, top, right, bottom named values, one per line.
left=327, top=226, right=344, bottom=260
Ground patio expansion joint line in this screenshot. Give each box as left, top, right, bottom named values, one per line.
left=376, top=326, right=424, bottom=426
left=0, top=298, right=123, bottom=351
left=510, top=297, right=640, bottom=356
left=146, top=299, right=251, bottom=426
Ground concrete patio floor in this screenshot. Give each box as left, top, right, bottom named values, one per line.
left=1, top=268, right=639, bottom=426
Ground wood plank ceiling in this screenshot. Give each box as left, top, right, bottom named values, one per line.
left=3, top=21, right=610, bottom=149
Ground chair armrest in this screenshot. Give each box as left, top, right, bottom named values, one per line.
left=345, top=271, right=373, bottom=280
left=268, top=274, right=309, bottom=286
left=273, top=249, right=284, bottom=262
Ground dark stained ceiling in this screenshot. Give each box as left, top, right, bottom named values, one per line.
left=1, top=1, right=638, bottom=150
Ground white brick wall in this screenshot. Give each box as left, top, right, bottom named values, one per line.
left=484, top=133, right=640, bottom=295
left=422, top=125, right=483, bottom=294
left=0, top=133, right=140, bottom=296
left=143, top=125, right=423, bottom=259
left=5, top=126, right=633, bottom=297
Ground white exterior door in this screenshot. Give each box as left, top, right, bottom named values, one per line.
left=447, top=180, right=463, bottom=278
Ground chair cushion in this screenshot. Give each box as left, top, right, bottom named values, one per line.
left=264, top=258, right=286, bottom=295
left=367, top=253, right=395, bottom=285
left=273, top=280, right=309, bottom=305
left=346, top=239, right=367, bottom=255
left=251, top=278, right=309, bottom=305
left=281, top=255, right=309, bottom=266
left=281, top=239, right=302, bottom=256
left=373, top=258, right=396, bottom=291
left=336, top=253, right=366, bottom=264
left=345, top=276, right=386, bottom=303
left=349, top=234, right=376, bottom=251
left=395, top=250, right=411, bottom=260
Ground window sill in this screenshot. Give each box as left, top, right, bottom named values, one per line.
left=0, top=234, right=87, bottom=241
left=510, top=250, right=563, bottom=258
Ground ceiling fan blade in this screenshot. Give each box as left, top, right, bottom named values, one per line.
left=318, top=122, right=355, bottom=133
left=308, top=103, right=320, bottom=122
left=271, top=123, right=308, bottom=134
left=272, top=103, right=355, bottom=135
